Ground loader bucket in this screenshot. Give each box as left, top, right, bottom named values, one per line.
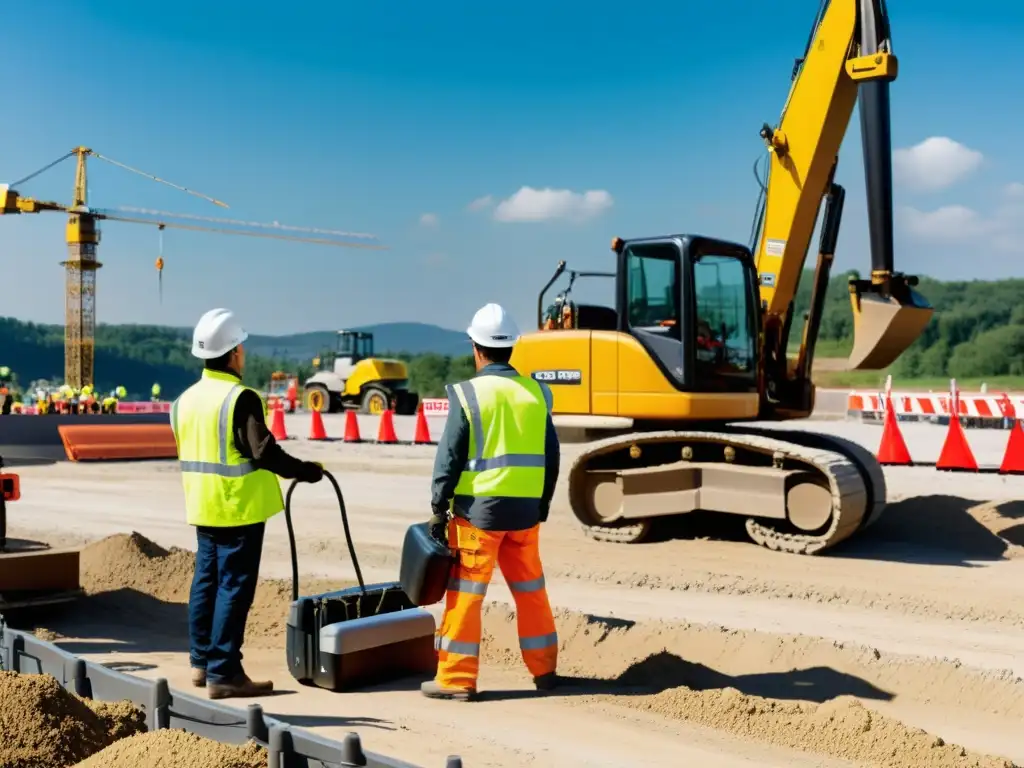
left=847, top=287, right=933, bottom=370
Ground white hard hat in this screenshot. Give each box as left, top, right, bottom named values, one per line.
left=191, top=308, right=249, bottom=359
left=467, top=303, right=519, bottom=348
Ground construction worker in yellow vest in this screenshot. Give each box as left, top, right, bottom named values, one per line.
left=171, top=308, right=324, bottom=700
left=422, top=303, right=560, bottom=701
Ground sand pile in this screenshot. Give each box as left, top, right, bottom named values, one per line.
left=0, top=671, right=146, bottom=768
left=75, top=729, right=267, bottom=768
left=77, top=532, right=350, bottom=649
left=479, top=605, right=1019, bottom=768
left=80, top=532, right=195, bottom=601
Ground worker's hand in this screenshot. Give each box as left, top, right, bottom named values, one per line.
left=299, top=461, right=324, bottom=483
left=427, top=512, right=449, bottom=547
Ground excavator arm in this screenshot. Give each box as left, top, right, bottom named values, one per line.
left=753, top=0, right=933, bottom=378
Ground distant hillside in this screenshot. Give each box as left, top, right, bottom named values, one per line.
left=245, top=322, right=469, bottom=361
left=0, top=318, right=470, bottom=399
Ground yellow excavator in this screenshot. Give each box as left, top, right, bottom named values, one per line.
left=510, top=0, right=933, bottom=555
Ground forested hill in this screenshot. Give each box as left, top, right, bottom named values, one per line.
left=0, top=319, right=468, bottom=399
left=2, top=271, right=1023, bottom=398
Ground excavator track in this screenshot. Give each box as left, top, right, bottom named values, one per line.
left=567, top=427, right=886, bottom=555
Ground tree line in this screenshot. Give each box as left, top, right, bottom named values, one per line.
left=2, top=270, right=1023, bottom=399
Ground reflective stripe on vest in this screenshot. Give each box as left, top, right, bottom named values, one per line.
left=449, top=374, right=550, bottom=503
left=171, top=370, right=284, bottom=527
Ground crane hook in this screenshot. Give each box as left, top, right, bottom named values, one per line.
left=156, top=224, right=165, bottom=304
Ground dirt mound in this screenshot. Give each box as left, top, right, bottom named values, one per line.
left=77, top=532, right=350, bottom=649
left=0, top=671, right=146, bottom=768
left=75, top=729, right=267, bottom=768
left=479, top=605, right=1019, bottom=768
left=81, top=532, right=195, bottom=602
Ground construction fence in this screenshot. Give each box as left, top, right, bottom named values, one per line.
left=0, top=621, right=464, bottom=767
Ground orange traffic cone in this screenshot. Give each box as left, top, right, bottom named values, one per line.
left=309, top=408, right=328, bottom=441
left=999, top=396, right=1024, bottom=474
left=1000, top=422, right=1024, bottom=475
left=342, top=409, right=362, bottom=443
left=413, top=402, right=433, bottom=445
left=876, top=394, right=912, bottom=466
left=376, top=408, right=399, bottom=444
left=270, top=402, right=289, bottom=441
left=936, top=380, right=977, bottom=472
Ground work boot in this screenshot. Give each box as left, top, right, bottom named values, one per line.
left=534, top=672, right=559, bottom=691
left=191, top=668, right=207, bottom=688
left=207, top=673, right=274, bottom=700
left=420, top=680, right=477, bottom=701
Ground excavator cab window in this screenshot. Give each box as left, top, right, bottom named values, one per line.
left=618, top=236, right=759, bottom=393
left=692, top=254, right=758, bottom=390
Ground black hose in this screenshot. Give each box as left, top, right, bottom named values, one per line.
left=284, top=469, right=365, bottom=603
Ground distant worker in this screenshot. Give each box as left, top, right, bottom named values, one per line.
left=171, top=308, right=325, bottom=700
left=422, top=302, right=560, bottom=701
left=151, top=382, right=161, bottom=402
left=0, top=366, right=10, bottom=415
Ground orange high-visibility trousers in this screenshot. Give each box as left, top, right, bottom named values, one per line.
left=434, top=516, right=557, bottom=690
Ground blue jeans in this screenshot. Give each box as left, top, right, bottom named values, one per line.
left=188, top=522, right=266, bottom=684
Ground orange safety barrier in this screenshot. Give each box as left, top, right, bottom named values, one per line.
left=57, top=423, right=178, bottom=462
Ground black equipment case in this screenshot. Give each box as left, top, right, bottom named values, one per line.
left=399, top=521, right=456, bottom=607
left=283, top=473, right=438, bottom=692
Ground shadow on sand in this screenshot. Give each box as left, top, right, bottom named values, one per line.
left=624, top=495, right=1024, bottom=567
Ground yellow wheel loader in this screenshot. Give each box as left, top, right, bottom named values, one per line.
left=303, top=331, right=420, bottom=415
left=510, top=0, right=933, bottom=555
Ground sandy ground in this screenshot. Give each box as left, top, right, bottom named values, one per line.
left=4, top=411, right=1024, bottom=767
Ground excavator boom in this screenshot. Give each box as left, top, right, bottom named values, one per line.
left=753, top=0, right=932, bottom=372
left=508, top=1, right=932, bottom=556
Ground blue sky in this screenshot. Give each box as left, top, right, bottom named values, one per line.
left=2, top=0, right=1022, bottom=336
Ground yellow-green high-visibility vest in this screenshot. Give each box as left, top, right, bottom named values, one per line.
left=170, top=369, right=284, bottom=527
left=448, top=373, right=552, bottom=523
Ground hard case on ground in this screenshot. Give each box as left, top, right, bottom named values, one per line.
left=286, top=581, right=437, bottom=692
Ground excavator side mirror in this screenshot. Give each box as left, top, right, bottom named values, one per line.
left=846, top=276, right=933, bottom=370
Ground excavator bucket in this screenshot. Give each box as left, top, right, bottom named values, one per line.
left=847, top=285, right=933, bottom=370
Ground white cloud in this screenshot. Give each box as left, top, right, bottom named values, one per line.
left=419, top=212, right=439, bottom=227
left=900, top=183, right=1024, bottom=254
left=492, top=186, right=613, bottom=223
left=893, top=137, right=983, bottom=192
left=466, top=195, right=494, bottom=212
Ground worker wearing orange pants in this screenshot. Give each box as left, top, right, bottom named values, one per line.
left=434, top=517, right=558, bottom=693
left=423, top=303, right=561, bottom=700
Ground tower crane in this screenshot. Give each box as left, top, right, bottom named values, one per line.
left=0, top=147, right=383, bottom=390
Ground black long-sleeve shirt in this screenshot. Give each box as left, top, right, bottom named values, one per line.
left=199, top=363, right=310, bottom=480
left=231, top=388, right=310, bottom=479
left=430, top=362, right=560, bottom=530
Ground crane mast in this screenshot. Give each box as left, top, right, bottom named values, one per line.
left=61, top=147, right=101, bottom=390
